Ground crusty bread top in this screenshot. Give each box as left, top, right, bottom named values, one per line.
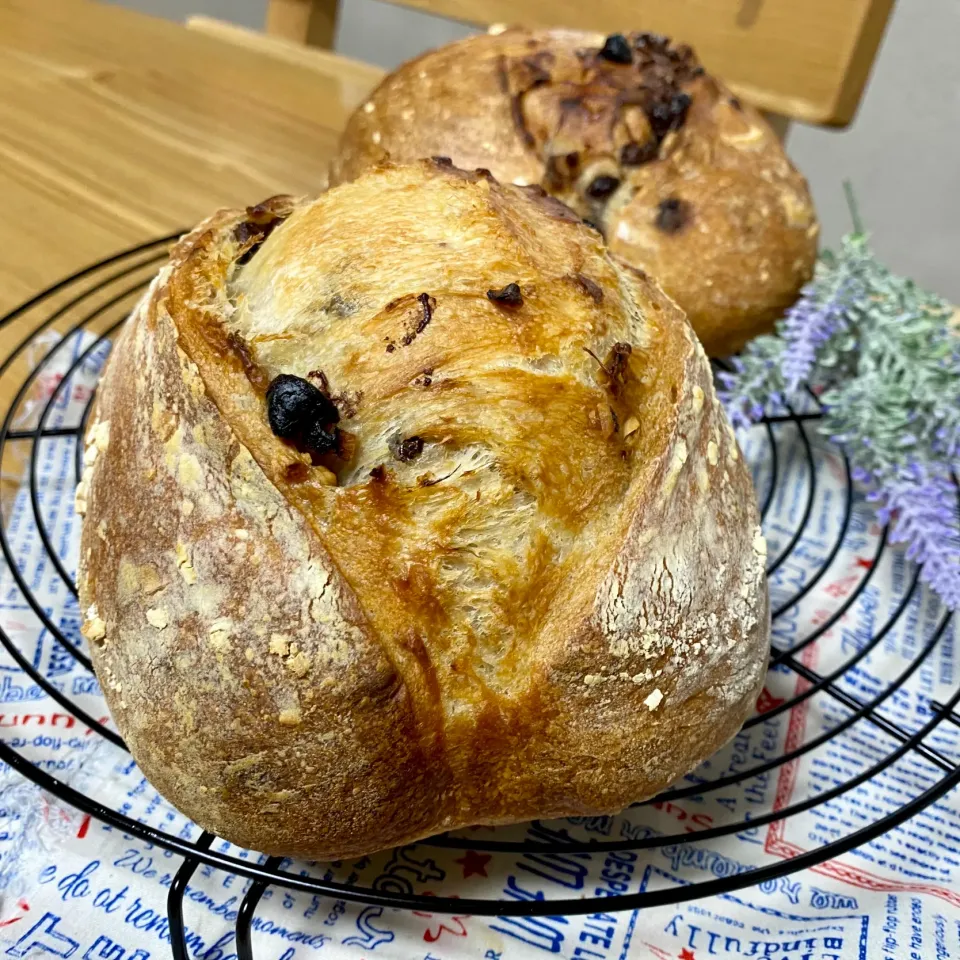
left=78, top=161, right=768, bottom=859
left=332, top=28, right=819, bottom=356
left=225, top=162, right=709, bottom=723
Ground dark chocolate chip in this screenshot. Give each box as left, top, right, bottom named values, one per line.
left=487, top=283, right=524, bottom=308
left=432, top=155, right=453, bottom=166
left=266, top=374, right=339, bottom=440
left=266, top=374, right=342, bottom=462
left=620, top=140, right=659, bottom=166
left=369, top=465, right=387, bottom=481
left=647, top=92, right=692, bottom=140
left=654, top=197, right=691, bottom=233
left=581, top=217, right=603, bottom=234
left=647, top=101, right=674, bottom=140
left=691, top=66, right=705, bottom=77
left=396, top=436, right=424, bottom=462
left=599, top=34, right=633, bottom=64
left=303, top=420, right=339, bottom=457
left=729, top=96, right=742, bottom=111
left=586, top=175, right=621, bottom=199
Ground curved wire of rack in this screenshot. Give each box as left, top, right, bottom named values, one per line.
left=0, top=239, right=958, bottom=960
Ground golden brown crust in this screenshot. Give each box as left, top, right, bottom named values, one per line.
left=332, top=28, right=819, bottom=357
left=78, top=161, right=768, bottom=859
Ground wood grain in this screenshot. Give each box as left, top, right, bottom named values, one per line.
left=376, top=0, right=895, bottom=125
left=0, top=0, right=383, bottom=504
left=0, top=0, right=380, bottom=317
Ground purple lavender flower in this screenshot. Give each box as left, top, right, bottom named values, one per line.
left=718, top=228, right=960, bottom=609
left=867, top=463, right=960, bottom=609
left=717, top=365, right=759, bottom=429
left=780, top=279, right=853, bottom=392
left=717, top=349, right=785, bottom=430
left=933, top=423, right=960, bottom=462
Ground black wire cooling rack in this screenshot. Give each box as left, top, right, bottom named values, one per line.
left=0, top=236, right=959, bottom=960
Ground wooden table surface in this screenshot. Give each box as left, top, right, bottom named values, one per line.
left=0, top=0, right=383, bottom=503
left=0, top=0, right=382, bottom=315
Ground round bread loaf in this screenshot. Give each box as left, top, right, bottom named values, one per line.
left=77, top=160, right=769, bottom=859
left=332, top=28, right=819, bottom=357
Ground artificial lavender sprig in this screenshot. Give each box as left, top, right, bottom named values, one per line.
left=718, top=234, right=874, bottom=424
left=779, top=235, right=872, bottom=392
left=867, top=464, right=960, bottom=610
left=716, top=336, right=785, bottom=430
left=717, top=208, right=960, bottom=609
left=821, top=271, right=959, bottom=476
left=779, top=281, right=844, bottom=393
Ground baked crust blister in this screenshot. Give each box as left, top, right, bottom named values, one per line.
left=78, top=161, right=768, bottom=859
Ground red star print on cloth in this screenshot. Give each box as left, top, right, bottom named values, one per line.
left=455, top=850, right=492, bottom=878
left=855, top=557, right=874, bottom=569
left=679, top=948, right=696, bottom=960
left=755, top=687, right=786, bottom=714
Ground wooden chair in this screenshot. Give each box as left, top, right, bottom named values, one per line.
left=261, top=0, right=895, bottom=129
